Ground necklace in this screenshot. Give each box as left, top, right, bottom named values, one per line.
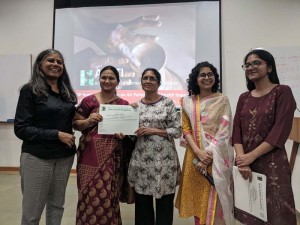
left=100, top=92, right=116, bottom=104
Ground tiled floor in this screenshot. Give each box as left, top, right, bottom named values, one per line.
left=1, top=172, right=299, bottom=225
left=0, top=173, right=192, bottom=225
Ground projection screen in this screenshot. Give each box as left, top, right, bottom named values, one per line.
left=54, top=1, right=220, bottom=106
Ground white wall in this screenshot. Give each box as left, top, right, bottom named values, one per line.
left=0, top=0, right=299, bottom=210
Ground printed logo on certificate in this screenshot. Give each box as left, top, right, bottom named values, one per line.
left=98, top=104, right=139, bottom=135
left=233, top=166, right=268, bottom=222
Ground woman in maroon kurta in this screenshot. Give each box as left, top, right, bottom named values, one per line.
left=73, top=66, right=130, bottom=225
left=232, top=49, right=297, bottom=225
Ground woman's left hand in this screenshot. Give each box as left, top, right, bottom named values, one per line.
left=196, top=150, right=213, bottom=165
left=135, top=127, right=155, bottom=136
left=130, top=102, right=138, bottom=109
left=235, top=153, right=256, bottom=167
left=115, top=132, right=125, bottom=139
left=58, top=131, right=75, bottom=148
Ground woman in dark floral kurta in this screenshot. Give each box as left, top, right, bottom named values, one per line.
left=73, top=66, right=131, bottom=225
left=232, top=49, right=297, bottom=225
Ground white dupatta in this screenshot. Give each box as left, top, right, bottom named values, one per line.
left=182, top=94, right=235, bottom=225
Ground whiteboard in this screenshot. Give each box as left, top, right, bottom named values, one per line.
left=266, top=47, right=300, bottom=117
left=0, top=54, right=31, bottom=121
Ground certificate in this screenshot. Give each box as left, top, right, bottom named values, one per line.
left=233, top=166, right=268, bottom=222
left=98, top=104, right=139, bottom=135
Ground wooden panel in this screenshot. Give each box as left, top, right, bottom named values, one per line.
left=289, top=117, right=300, bottom=142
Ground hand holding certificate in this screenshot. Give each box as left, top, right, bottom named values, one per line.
left=98, top=104, right=139, bottom=135
left=233, top=166, right=268, bottom=222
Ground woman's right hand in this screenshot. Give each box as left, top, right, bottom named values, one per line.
left=195, top=160, right=207, bottom=173
left=87, top=113, right=103, bottom=126
left=238, top=165, right=252, bottom=182
left=58, top=131, right=75, bottom=148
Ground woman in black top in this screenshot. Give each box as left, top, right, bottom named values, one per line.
left=14, top=49, right=77, bottom=225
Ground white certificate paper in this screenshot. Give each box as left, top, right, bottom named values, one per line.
left=98, top=104, right=139, bottom=135
left=233, top=166, right=268, bottom=222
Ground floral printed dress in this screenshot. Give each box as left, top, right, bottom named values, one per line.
left=128, top=96, right=181, bottom=199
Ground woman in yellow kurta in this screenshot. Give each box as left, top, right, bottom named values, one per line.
left=175, top=62, right=234, bottom=225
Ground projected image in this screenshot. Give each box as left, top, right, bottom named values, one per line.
left=55, top=2, right=220, bottom=105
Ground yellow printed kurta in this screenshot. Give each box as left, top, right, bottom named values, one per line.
left=175, top=105, right=214, bottom=221
left=175, top=93, right=234, bottom=225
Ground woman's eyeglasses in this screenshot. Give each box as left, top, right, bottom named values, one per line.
left=198, top=72, right=215, bottom=79
left=142, top=76, right=158, bottom=82
left=242, top=60, right=266, bottom=70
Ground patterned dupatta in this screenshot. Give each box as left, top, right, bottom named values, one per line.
left=181, top=93, right=234, bottom=225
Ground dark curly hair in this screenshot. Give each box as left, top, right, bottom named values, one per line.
left=187, top=61, right=220, bottom=96
left=243, top=49, right=280, bottom=91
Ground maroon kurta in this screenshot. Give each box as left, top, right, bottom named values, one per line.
left=75, top=95, right=129, bottom=225
left=232, top=85, right=297, bottom=225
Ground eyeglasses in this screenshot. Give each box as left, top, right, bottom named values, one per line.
left=242, top=60, right=266, bottom=70
left=198, top=72, right=215, bottom=79
left=142, top=76, right=158, bottom=82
